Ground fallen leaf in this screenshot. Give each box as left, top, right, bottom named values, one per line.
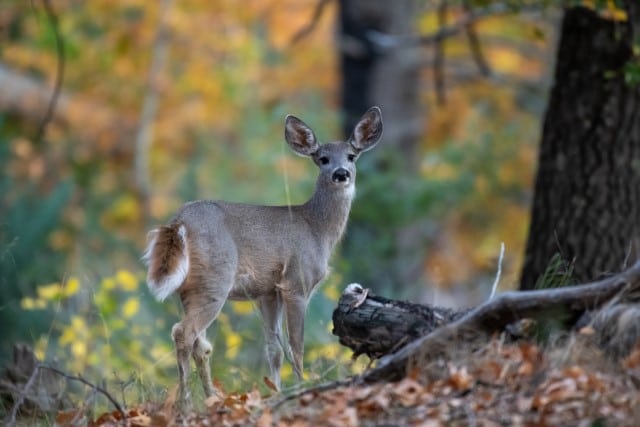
left=264, top=376, right=279, bottom=392
left=204, top=393, right=223, bottom=408
left=623, top=344, right=640, bottom=369
left=56, top=409, right=85, bottom=426
left=448, top=365, right=474, bottom=391
left=128, top=413, right=152, bottom=427
left=256, top=408, right=273, bottom=427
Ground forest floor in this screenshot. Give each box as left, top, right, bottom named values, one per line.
left=85, top=332, right=640, bottom=427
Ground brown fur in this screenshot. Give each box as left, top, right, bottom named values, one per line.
left=148, top=223, right=185, bottom=289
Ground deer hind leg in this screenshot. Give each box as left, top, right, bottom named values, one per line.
left=193, top=333, right=215, bottom=398
left=171, top=264, right=234, bottom=409
left=258, top=292, right=284, bottom=390
left=283, top=294, right=307, bottom=381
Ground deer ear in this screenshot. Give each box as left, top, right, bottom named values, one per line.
left=285, top=115, right=319, bottom=157
left=349, top=106, right=383, bottom=153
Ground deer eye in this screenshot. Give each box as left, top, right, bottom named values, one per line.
left=319, top=156, right=329, bottom=165
left=347, top=154, right=356, bottom=162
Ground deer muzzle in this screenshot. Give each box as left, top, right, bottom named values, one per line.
left=332, top=168, right=351, bottom=183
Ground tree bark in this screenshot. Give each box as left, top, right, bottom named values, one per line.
left=332, top=284, right=469, bottom=359
left=520, top=5, right=640, bottom=290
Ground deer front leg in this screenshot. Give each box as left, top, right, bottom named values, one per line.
left=284, top=295, right=307, bottom=381
left=258, top=293, right=284, bottom=390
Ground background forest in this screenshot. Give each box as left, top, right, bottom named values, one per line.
left=1, top=0, right=630, bottom=413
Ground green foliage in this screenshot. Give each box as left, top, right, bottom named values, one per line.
left=18, top=268, right=365, bottom=411
left=534, top=253, right=575, bottom=290
left=623, top=56, right=640, bottom=87
left=0, top=136, right=73, bottom=363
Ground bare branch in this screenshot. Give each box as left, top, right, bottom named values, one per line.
left=5, top=362, right=40, bottom=427
left=366, top=3, right=544, bottom=51
left=362, top=260, right=640, bottom=383
left=489, top=242, right=505, bottom=299
left=463, top=0, right=492, bottom=76
left=34, top=0, right=65, bottom=144
left=39, top=365, right=127, bottom=419
left=434, top=0, right=448, bottom=106
left=290, top=0, right=333, bottom=45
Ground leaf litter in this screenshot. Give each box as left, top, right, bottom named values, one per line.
left=85, top=337, right=640, bottom=426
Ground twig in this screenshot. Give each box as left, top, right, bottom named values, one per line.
left=39, top=365, right=127, bottom=419
left=290, top=0, right=332, bottom=45
left=271, top=377, right=354, bottom=410
left=5, top=363, right=41, bottom=427
left=366, top=3, right=543, bottom=51
left=489, top=242, right=505, bottom=300
left=34, top=0, right=65, bottom=144
left=434, top=0, right=448, bottom=106
left=463, top=0, right=491, bottom=76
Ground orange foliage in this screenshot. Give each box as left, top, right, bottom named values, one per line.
left=3, top=0, right=552, bottom=293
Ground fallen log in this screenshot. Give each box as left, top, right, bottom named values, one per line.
left=331, top=284, right=470, bottom=359
left=331, top=261, right=640, bottom=382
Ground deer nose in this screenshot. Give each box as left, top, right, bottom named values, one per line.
left=332, top=168, right=350, bottom=183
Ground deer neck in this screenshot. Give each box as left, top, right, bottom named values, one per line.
left=301, top=180, right=354, bottom=249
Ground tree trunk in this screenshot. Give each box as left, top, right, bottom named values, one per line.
left=520, top=5, right=640, bottom=290
left=338, top=0, right=427, bottom=296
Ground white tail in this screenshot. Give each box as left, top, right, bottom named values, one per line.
left=143, top=224, right=189, bottom=301
left=144, top=106, right=383, bottom=409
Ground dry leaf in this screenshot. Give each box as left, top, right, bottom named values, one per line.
left=623, top=344, right=640, bottom=369
left=263, top=375, right=279, bottom=392
left=394, top=377, right=426, bottom=406
left=128, top=413, right=152, bottom=427
left=448, top=365, right=474, bottom=391
left=204, top=393, right=223, bottom=408
left=56, top=409, right=85, bottom=426
left=256, top=408, right=273, bottom=427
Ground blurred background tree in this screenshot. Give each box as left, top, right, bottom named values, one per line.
left=2, top=0, right=630, bottom=401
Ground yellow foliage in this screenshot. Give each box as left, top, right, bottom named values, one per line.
left=34, top=337, right=47, bottom=362
left=230, top=301, right=255, bottom=315
left=87, top=352, right=100, bottom=366
left=582, top=0, right=627, bottom=20
left=116, top=269, right=139, bottom=291
left=122, top=297, right=140, bottom=318
left=59, top=326, right=75, bottom=346
left=322, top=283, right=340, bottom=302
left=280, top=363, right=292, bottom=381
left=111, top=318, right=127, bottom=330
left=71, top=341, right=87, bottom=360
left=101, top=277, right=117, bottom=290
left=103, top=194, right=141, bottom=226
left=20, top=297, right=46, bottom=310
left=150, top=343, right=175, bottom=368
left=64, top=277, right=80, bottom=297
left=37, top=283, right=62, bottom=300
left=71, top=315, right=87, bottom=334
left=225, top=332, right=242, bottom=360
left=489, top=48, right=523, bottom=74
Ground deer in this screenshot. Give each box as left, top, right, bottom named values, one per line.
left=143, top=106, right=383, bottom=409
